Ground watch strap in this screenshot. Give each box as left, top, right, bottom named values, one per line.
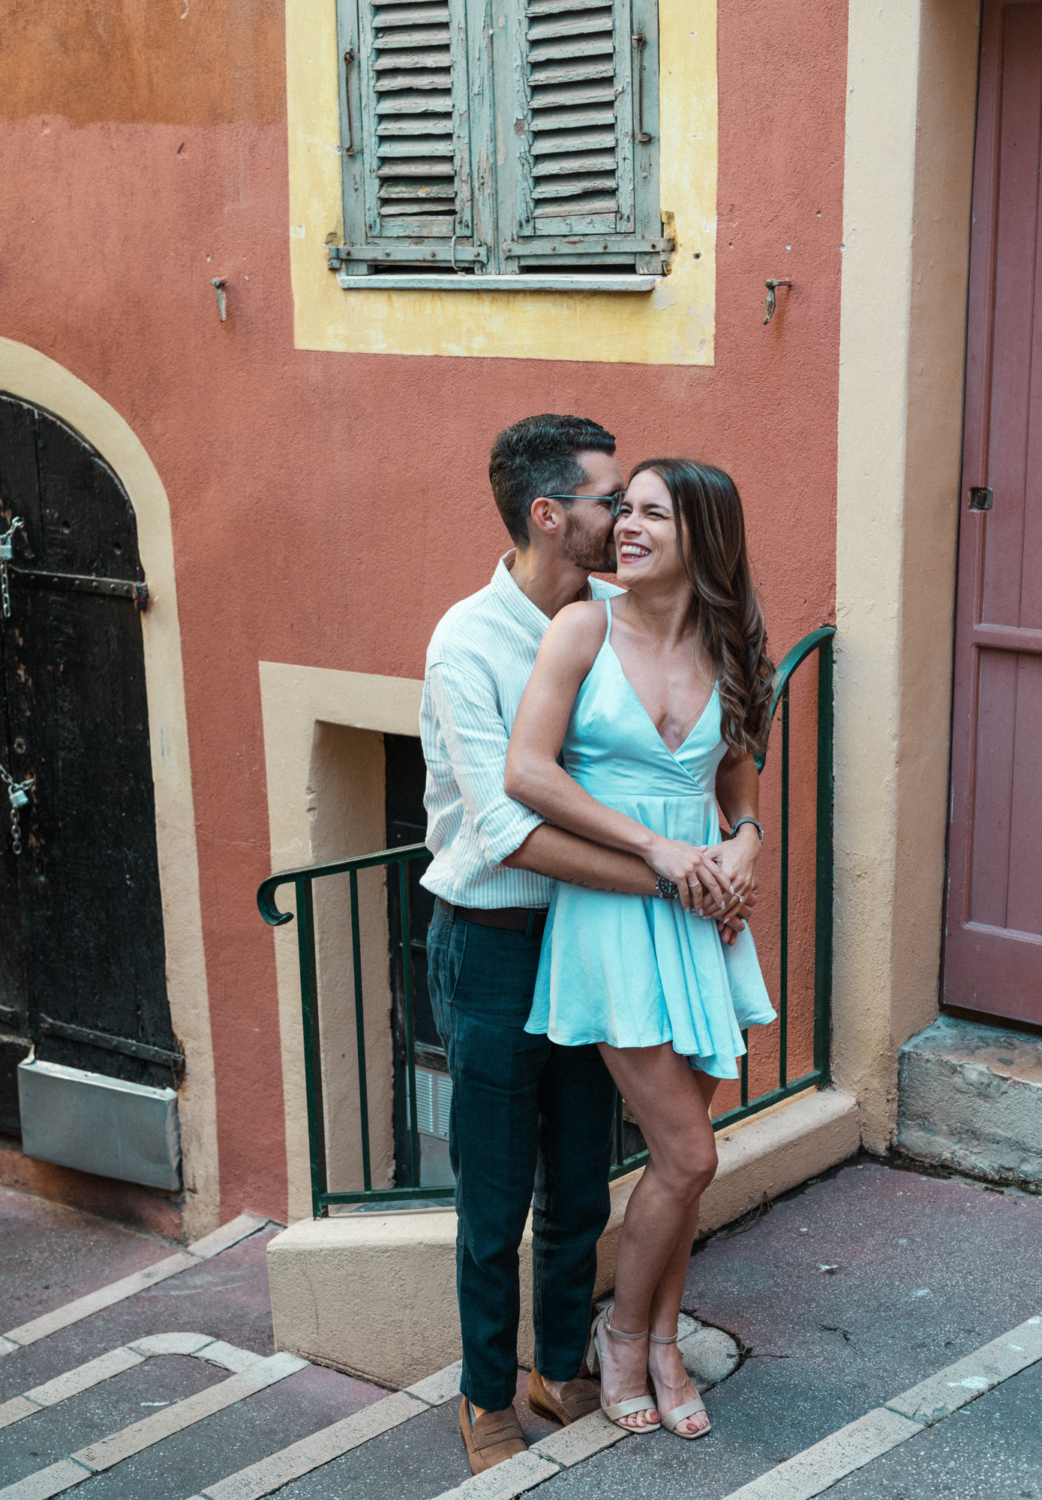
left=729, top=816, right=764, bottom=844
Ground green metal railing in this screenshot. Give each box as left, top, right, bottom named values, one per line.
left=258, top=625, right=835, bottom=1217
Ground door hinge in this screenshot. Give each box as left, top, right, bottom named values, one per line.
left=9, top=567, right=148, bottom=608
left=38, top=1014, right=183, bottom=1069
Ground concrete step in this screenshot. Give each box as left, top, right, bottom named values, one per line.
left=898, top=1013, right=1042, bottom=1190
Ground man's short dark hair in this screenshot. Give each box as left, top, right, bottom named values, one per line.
left=488, top=414, right=616, bottom=545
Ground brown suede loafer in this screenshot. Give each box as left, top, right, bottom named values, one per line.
left=528, top=1368, right=602, bottom=1425
left=459, top=1399, right=528, bottom=1475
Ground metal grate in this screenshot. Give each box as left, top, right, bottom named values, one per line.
left=525, top=0, right=619, bottom=221
left=406, top=1065, right=452, bottom=1140
left=371, top=0, right=458, bottom=231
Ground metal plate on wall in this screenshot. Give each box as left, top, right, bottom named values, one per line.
left=18, top=1057, right=181, bottom=1190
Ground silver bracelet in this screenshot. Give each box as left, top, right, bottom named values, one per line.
left=729, top=816, right=764, bottom=845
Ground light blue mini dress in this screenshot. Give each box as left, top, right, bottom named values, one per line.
left=525, top=601, right=776, bottom=1079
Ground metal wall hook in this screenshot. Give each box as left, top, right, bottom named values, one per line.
left=764, top=279, right=793, bottom=325
left=211, top=278, right=228, bottom=322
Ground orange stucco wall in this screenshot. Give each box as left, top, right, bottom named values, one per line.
left=0, top=0, right=847, bottom=1225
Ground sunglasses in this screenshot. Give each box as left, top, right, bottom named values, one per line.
left=544, top=491, right=627, bottom=518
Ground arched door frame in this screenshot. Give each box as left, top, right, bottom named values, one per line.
left=0, top=338, right=218, bottom=1239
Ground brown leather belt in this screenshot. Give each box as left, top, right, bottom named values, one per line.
left=451, top=903, right=548, bottom=938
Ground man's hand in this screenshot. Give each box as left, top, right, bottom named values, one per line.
left=716, top=876, right=760, bottom=947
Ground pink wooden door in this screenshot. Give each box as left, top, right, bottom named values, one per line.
left=946, top=0, right=1042, bottom=1025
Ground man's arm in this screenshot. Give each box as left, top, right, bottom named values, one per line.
left=502, top=824, right=659, bottom=895
left=505, top=826, right=755, bottom=944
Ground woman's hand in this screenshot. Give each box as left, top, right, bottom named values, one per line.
left=716, top=877, right=759, bottom=945
left=647, top=836, right=735, bottom=915
left=705, top=825, right=761, bottom=906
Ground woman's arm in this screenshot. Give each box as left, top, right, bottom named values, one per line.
left=506, top=603, right=731, bottom=913
left=709, top=748, right=762, bottom=901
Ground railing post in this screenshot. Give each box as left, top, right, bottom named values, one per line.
left=813, top=634, right=834, bottom=1082
left=348, top=869, right=373, bottom=1193
left=779, top=682, right=790, bottom=1090
left=398, top=861, right=422, bottom=1189
left=294, top=876, right=328, bottom=1217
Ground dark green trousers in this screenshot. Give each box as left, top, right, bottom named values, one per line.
left=426, top=898, right=617, bottom=1412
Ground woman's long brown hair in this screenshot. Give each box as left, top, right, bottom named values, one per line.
left=629, top=458, right=774, bottom=756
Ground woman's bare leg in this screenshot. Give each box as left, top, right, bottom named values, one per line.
left=592, top=1043, right=720, bottom=1431
left=645, top=1070, right=720, bottom=1434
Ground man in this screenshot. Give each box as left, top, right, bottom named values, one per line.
left=421, top=415, right=743, bottom=1473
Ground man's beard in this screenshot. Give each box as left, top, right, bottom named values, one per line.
left=560, top=514, right=617, bottom=573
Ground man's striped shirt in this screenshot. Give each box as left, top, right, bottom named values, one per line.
left=420, top=554, right=621, bottom=910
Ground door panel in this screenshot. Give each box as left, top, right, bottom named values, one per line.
left=945, top=0, right=1042, bottom=1023
left=0, top=393, right=175, bottom=1098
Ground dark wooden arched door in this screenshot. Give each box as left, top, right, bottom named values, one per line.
left=0, top=394, right=176, bottom=1139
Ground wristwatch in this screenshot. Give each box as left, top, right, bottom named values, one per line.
left=656, top=875, right=680, bottom=899
left=729, top=816, right=764, bottom=844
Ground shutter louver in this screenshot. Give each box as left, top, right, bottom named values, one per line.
left=333, top=0, right=666, bottom=278
left=525, top=0, right=620, bottom=226
left=501, top=0, right=666, bottom=271
left=335, top=0, right=481, bottom=270
left=370, top=0, right=458, bottom=234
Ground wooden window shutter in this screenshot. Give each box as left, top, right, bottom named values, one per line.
left=334, top=0, right=488, bottom=271
left=495, top=0, right=669, bottom=273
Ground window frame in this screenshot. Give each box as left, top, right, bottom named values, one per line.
left=329, top=0, right=673, bottom=288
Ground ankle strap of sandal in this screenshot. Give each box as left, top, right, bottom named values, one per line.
left=648, top=1330, right=680, bottom=1344
left=604, top=1310, right=649, bottom=1342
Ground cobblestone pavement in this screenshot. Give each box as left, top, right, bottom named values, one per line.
left=1, top=1153, right=1039, bottom=1500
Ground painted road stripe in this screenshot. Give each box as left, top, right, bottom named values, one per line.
left=74, top=1351, right=306, bottom=1471
left=3, top=1253, right=198, bottom=1348
left=428, top=1412, right=629, bottom=1500
left=718, top=1312, right=1042, bottom=1500
left=530, top=1410, right=629, bottom=1468
left=0, top=1334, right=263, bottom=1432
left=20, top=1347, right=144, bottom=1410
left=182, top=1364, right=465, bottom=1500
left=129, top=1333, right=220, bottom=1358
left=0, top=1398, right=41, bottom=1430
left=721, top=1408, right=922, bottom=1500
left=885, top=1313, right=1042, bottom=1426
left=1, top=1213, right=266, bottom=1353
left=448, top=1453, right=560, bottom=1500
left=0, top=1461, right=92, bottom=1500
left=405, top=1360, right=464, bottom=1406
left=0, top=1349, right=303, bottom=1499
left=182, top=1366, right=625, bottom=1500
left=194, top=1392, right=428, bottom=1500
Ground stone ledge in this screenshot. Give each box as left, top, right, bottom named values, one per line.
left=897, top=1014, right=1042, bottom=1190
left=266, top=1086, right=860, bottom=1389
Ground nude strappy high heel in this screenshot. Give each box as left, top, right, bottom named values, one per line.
left=647, top=1329, right=711, bottom=1439
left=587, top=1308, right=661, bottom=1433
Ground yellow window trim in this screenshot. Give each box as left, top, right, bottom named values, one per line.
left=285, top=0, right=717, bottom=366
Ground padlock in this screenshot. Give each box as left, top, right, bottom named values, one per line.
left=0, top=539, right=11, bottom=561
left=9, top=787, right=28, bottom=808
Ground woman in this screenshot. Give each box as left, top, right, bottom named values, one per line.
left=505, top=459, right=776, bottom=1439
